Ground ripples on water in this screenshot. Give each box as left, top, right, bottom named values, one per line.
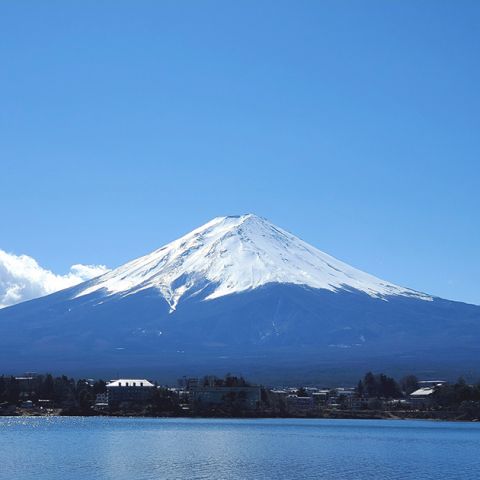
left=0, top=417, right=479, bottom=480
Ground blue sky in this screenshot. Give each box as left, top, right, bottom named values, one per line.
left=1, top=1, right=479, bottom=304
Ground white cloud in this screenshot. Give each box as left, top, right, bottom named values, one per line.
left=0, top=249, right=109, bottom=309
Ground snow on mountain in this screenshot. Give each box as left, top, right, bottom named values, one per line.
left=2, top=214, right=479, bottom=383
left=75, top=214, right=431, bottom=311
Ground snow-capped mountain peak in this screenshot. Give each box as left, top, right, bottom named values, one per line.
left=75, top=214, right=431, bottom=311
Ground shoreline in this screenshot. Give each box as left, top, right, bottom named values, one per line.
left=3, top=409, right=479, bottom=423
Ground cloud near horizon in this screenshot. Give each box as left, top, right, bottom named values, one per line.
left=0, top=249, right=109, bottom=308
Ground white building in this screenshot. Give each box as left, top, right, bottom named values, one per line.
left=409, top=387, right=436, bottom=407
left=106, top=379, right=155, bottom=406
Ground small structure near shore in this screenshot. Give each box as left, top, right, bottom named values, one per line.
left=106, top=379, right=155, bottom=407
left=187, top=375, right=261, bottom=411
left=409, top=381, right=445, bottom=408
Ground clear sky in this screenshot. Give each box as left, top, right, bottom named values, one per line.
left=1, top=1, right=479, bottom=304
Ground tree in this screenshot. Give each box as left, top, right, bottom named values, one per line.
left=360, top=372, right=401, bottom=399
left=149, top=388, right=179, bottom=415
left=363, top=372, right=377, bottom=397
left=296, top=387, right=307, bottom=397
left=356, top=380, right=364, bottom=397
left=400, top=375, right=419, bottom=395
left=0, top=376, right=5, bottom=401
left=378, top=374, right=401, bottom=398
left=41, top=374, right=55, bottom=400
left=78, top=389, right=94, bottom=412
left=93, top=380, right=106, bottom=395
left=5, top=377, right=20, bottom=404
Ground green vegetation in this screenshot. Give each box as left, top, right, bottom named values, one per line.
left=0, top=374, right=106, bottom=415
left=356, top=372, right=402, bottom=398
left=1, top=372, right=479, bottom=421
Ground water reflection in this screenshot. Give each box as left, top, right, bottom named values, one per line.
left=0, top=417, right=479, bottom=480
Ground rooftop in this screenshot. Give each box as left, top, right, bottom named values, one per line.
left=410, top=387, right=436, bottom=397
left=106, top=379, right=154, bottom=388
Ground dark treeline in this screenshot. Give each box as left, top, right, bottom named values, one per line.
left=354, top=372, right=480, bottom=418
left=356, top=371, right=480, bottom=403
left=356, top=372, right=402, bottom=398
left=432, top=378, right=480, bottom=413
left=355, top=372, right=435, bottom=398
left=1, top=372, right=480, bottom=419
left=201, top=375, right=250, bottom=387
left=0, top=375, right=187, bottom=416
left=0, top=374, right=107, bottom=414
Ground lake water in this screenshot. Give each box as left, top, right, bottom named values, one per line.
left=0, top=417, right=479, bottom=479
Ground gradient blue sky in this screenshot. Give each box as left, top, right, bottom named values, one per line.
left=1, top=1, right=479, bottom=304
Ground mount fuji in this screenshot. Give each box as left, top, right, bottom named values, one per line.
left=1, top=214, right=479, bottom=383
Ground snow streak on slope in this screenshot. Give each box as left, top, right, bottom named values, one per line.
left=75, top=214, right=431, bottom=311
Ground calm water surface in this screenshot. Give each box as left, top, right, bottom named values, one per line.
left=0, top=417, right=479, bottom=480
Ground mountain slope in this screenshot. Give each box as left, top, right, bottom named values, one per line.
left=75, top=214, right=430, bottom=310
left=0, top=214, right=479, bottom=383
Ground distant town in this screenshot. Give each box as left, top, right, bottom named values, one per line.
left=1, top=372, right=479, bottom=421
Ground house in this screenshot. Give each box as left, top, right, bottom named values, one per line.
left=178, top=377, right=201, bottom=390
left=106, top=379, right=155, bottom=406
left=15, top=376, right=36, bottom=394
left=95, top=393, right=109, bottom=407
left=286, top=395, right=314, bottom=414
left=38, top=399, right=54, bottom=410
left=329, top=387, right=360, bottom=409
left=409, top=387, right=436, bottom=407
left=190, top=385, right=261, bottom=409
left=268, top=389, right=288, bottom=412
left=409, top=380, right=445, bottom=408
left=20, top=400, right=34, bottom=409
left=312, top=391, right=329, bottom=407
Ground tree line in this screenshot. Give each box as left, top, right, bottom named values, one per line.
left=0, top=374, right=107, bottom=413
left=1, top=371, right=480, bottom=418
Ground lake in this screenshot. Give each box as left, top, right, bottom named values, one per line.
left=0, top=417, right=479, bottom=479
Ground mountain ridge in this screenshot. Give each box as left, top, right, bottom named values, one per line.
left=0, top=214, right=479, bottom=383
left=73, top=214, right=431, bottom=312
